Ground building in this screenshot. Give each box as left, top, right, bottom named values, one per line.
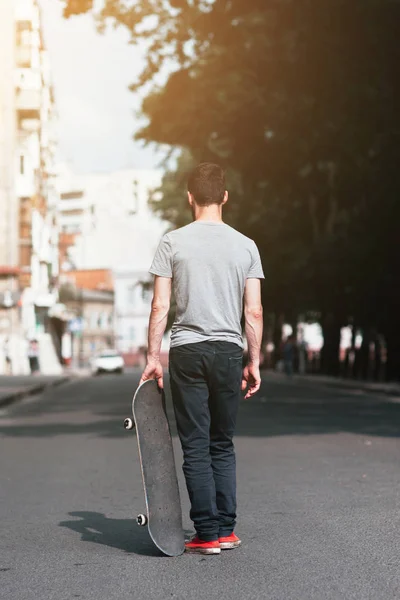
left=59, top=270, right=115, bottom=368
left=57, top=165, right=170, bottom=363
left=0, top=0, right=61, bottom=374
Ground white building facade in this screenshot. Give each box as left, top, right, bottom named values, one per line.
left=113, top=269, right=155, bottom=355
left=57, top=166, right=170, bottom=357
left=0, top=0, right=61, bottom=374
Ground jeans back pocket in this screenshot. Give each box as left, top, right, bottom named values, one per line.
left=227, top=355, right=243, bottom=393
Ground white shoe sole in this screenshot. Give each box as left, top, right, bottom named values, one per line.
left=185, top=547, right=221, bottom=555
left=220, top=540, right=242, bottom=550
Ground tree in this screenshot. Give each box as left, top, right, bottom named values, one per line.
left=64, top=0, right=400, bottom=378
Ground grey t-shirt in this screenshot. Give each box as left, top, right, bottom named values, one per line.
left=149, top=221, right=264, bottom=348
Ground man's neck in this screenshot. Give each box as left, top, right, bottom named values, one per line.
left=193, top=205, right=224, bottom=223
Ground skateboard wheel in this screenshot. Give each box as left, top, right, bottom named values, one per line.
left=124, top=418, right=134, bottom=430
left=137, top=514, right=148, bottom=526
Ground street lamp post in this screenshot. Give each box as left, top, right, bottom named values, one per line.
left=2, top=290, right=14, bottom=375
left=79, top=288, right=84, bottom=368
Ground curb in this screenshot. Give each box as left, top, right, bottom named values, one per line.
left=314, top=380, right=400, bottom=398
left=0, top=376, right=70, bottom=409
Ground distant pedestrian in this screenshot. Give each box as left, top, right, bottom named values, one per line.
left=283, top=335, right=296, bottom=376
left=298, top=339, right=308, bottom=375
left=3, top=337, right=12, bottom=374
left=27, top=339, right=40, bottom=375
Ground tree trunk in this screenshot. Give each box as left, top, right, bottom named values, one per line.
left=385, top=330, right=400, bottom=382
left=272, top=313, right=284, bottom=367
left=320, top=313, right=342, bottom=376
left=373, top=334, right=383, bottom=382
left=358, top=328, right=371, bottom=381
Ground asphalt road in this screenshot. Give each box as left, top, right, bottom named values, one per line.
left=1, top=372, right=399, bottom=600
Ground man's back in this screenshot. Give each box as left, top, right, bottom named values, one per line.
left=150, top=221, right=264, bottom=348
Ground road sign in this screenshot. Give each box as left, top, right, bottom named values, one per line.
left=68, top=318, right=83, bottom=333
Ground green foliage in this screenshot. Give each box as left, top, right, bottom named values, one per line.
left=63, top=0, right=400, bottom=372
left=149, top=151, right=193, bottom=229
left=63, top=0, right=93, bottom=18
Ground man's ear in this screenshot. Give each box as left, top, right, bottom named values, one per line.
left=222, top=191, right=228, bottom=205
left=187, top=191, right=194, bottom=206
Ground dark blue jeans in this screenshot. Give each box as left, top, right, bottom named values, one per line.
left=169, top=341, right=243, bottom=541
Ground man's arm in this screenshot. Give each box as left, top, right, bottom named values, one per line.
left=139, top=276, right=172, bottom=388
left=242, top=278, right=263, bottom=399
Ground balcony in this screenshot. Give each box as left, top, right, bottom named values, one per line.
left=16, top=88, right=41, bottom=121
left=15, top=1, right=40, bottom=30
left=19, top=118, right=41, bottom=133
left=59, top=198, right=86, bottom=213
left=15, top=68, right=42, bottom=90
left=16, top=173, right=35, bottom=199
left=60, top=232, right=78, bottom=247
left=16, top=46, right=32, bottom=69
left=19, top=270, right=32, bottom=290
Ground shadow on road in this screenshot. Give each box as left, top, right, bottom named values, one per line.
left=59, top=511, right=163, bottom=557
left=59, top=511, right=192, bottom=557
left=1, top=374, right=399, bottom=439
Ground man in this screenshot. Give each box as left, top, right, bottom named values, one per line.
left=27, top=339, right=40, bottom=375
left=3, top=337, right=12, bottom=375
left=140, top=163, right=264, bottom=555
left=283, top=335, right=296, bottom=376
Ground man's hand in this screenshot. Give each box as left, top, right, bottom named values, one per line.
left=139, top=358, right=164, bottom=389
left=241, top=363, right=261, bottom=399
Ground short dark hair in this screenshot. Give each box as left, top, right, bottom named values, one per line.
left=187, top=163, right=226, bottom=206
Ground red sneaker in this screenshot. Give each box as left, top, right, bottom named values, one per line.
left=218, top=533, right=241, bottom=550
left=185, top=536, right=221, bottom=555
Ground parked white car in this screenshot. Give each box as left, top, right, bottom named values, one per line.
left=91, top=350, right=124, bottom=375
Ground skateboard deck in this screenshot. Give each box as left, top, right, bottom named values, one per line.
left=124, top=379, right=185, bottom=556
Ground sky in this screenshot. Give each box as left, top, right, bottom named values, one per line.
left=39, top=0, right=163, bottom=174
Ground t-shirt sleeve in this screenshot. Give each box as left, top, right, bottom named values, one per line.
left=248, top=242, right=265, bottom=279
left=149, top=234, right=173, bottom=278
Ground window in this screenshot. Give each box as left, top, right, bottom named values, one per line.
left=130, top=327, right=135, bottom=342
left=127, top=285, right=136, bottom=305
left=100, top=312, right=109, bottom=330
left=61, top=208, right=84, bottom=217
left=62, top=224, right=81, bottom=234
left=60, top=191, right=84, bottom=200
left=129, top=180, right=139, bottom=214
left=16, top=21, right=31, bottom=45
left=90, top=311, right=98, bottom=329
left=16, top=23, right=32, bottom=68
left=16, top=20, right=32, bottom=34
left=142, top=288, right=152, bottom=304
left=99, top=350, right=119, bottom=358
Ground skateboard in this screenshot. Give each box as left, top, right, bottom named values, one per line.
left=123, top=379, right=185, bottom=556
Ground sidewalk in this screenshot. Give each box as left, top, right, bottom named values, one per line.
left=0, top=374, right=70, bottom=408
left=265, top=370, right=400, bottom=397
